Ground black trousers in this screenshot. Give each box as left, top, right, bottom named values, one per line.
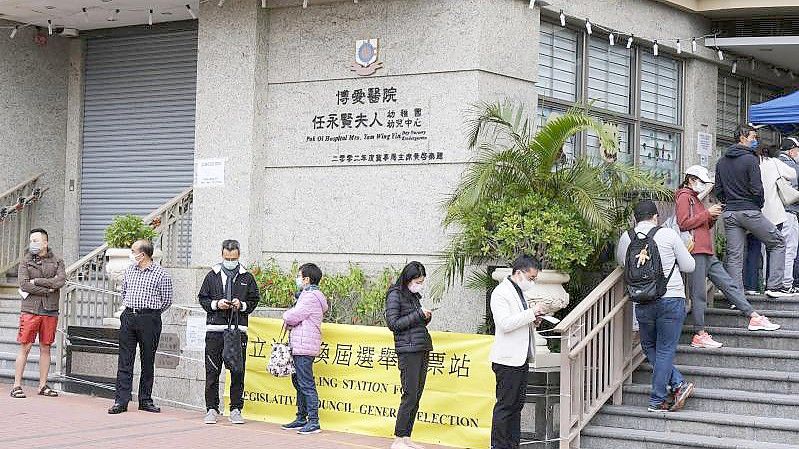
left=205, top=331, right=248, bottom=412
left=115, top=310, right=162, bottom=405
left=491, top=362, right=528, bottom=449
left=395, top=351, right=429, bottom=437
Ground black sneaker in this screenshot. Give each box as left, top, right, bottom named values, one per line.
left=669, top=382, right=695, bottom=411
left=765, top=288, right=795, bottom=298
left=281, top=418, right=307, bottom=430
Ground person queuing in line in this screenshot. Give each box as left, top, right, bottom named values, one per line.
left=108, top=239, right=173, bottom=415
left=617, top=201, right=695, bottom=412
left=198, top=239, right=260, bottom=425
left=715, top=124, right=792, bottom=298
left=385, top=261, right=432, bottom=449
left=488, top=255, right=544, bottom=449
left=777, top=137, right=799, bottom=292
left=676, top=166, right=780, bottom=350
left=758, top=143, right=798, bottom=293
left=281, top=263, right=329, bottom=435
left=11, top=228, right=65, bottom=399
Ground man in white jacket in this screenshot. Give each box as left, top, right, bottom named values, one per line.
left=489, top=255, right=544, bottom=449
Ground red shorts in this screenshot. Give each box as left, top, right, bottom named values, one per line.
left=17, top=313, right=58, bottom=345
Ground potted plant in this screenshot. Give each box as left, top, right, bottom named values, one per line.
left=433, top=102, right=670, bottom=361
left=104, top=214, right=159, bottom=289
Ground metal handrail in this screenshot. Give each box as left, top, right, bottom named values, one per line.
left=57, top=187, right=194, bottom=379
left=553, top=266, right=643, bottom=449
left=0, top=173, right=44, bottom=276
left=0, top=172, right=42, bottom=201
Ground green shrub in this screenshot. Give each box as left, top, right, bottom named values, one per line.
left=249, top=260, right=398, bottom=326
left=104, top=215, right=157, bottom=248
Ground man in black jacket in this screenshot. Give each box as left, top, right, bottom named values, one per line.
left=715, top=124, right=790, bottom=297
left=198, top=240, right=260, bottom=424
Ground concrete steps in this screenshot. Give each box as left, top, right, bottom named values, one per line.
left=634, top=363, right=799, bottom=395
left=581, top=426, right=799, bottom=449
left=591, top=405, right=799, bottom=445
left=674, top=345, right=799, bottom=372
left=581, top=291, right=799, bottom=448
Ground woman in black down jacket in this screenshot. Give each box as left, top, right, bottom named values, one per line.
left=385, top=261, right=433, bottom=449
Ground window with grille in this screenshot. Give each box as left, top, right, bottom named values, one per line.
left=537, top=21, right=579, bottom=102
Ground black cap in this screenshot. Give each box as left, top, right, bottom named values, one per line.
left=634, top=200, right=659, bottom=223
left=781, top=137, right=799, bottom=152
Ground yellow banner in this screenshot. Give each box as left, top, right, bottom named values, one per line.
left=228, top=317, right=495, bottom=448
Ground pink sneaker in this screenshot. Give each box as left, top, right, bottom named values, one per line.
left=749, top=315, right=781, bottom=331
left=691, top=332, right=723, bottom=348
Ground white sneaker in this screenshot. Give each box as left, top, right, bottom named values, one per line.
left=204, top=409, right=218, bottom=424
left=765, top=288, right=795, bottom=298
left=745, top=290, right=760, bottom=296
left=229, top=408, right=245, bottom=424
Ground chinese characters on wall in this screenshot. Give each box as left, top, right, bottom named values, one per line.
left=305, top=86, right=438, bottom=165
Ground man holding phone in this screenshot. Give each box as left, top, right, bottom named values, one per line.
left=489, top=255, right=545, bottom=449
left=198, top=240, right=260, bottom=425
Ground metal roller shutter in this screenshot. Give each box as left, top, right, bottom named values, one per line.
left=80, top=29, right=197, bottom=255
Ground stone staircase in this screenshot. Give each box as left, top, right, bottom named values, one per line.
left=581, top=292, right=799, bottom=449
left=0, top=279, right=59, bottom=390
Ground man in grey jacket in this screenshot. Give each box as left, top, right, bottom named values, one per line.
left=617, top=201, right=695, bottom=412
left=779, top=137, right=799, bottom=290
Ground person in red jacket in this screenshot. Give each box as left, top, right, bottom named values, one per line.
left=677, top=165, right=781, bottom=348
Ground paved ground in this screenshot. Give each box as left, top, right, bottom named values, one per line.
left=0, top=383, right=454, bottom=449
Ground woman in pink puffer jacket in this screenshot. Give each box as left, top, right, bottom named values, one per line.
left=281, top=263, right=329, bottom=434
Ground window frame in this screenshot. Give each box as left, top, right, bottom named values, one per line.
left=536, top=20, right=685, bottom=184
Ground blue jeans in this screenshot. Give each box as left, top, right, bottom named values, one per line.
left=291, top=355, right=319, bottom=424
left=635, top=297, right=686, bottom=407
left=744, top=235, right=762, bottom=291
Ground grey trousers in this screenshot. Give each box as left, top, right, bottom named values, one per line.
left=723, top=210, right=786, bottom=291
left=689, top=254, right=755, bottom=331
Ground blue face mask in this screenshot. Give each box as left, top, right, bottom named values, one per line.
left=222, top=260, right=239, bottom=270
left=750, top=139, right=759, bottom=149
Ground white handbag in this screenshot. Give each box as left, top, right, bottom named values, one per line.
left=772, top=160, right=799, bottom=206
left=267, top=326, right=295, bottom=377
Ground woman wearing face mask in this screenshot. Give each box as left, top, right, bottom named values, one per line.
left=677, top=165, right=780, bottom=349
left=385, top=261, right=433, bottom=449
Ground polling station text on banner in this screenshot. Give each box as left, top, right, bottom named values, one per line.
left=229, top=317, right=496, bottom=448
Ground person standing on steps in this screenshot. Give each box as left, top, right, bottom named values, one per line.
left=715, top=124, right=792, bottom=298
left=617, top=200, right=696, bottom=412
left=198, top=239, right=260, bottom=425
left=385, top=261, right=433, bottom=449
left=676, top=166, right=781, bottom=350
left=108, top=239, right=173, bottom=415
left=11, top=228, right=65, bottom=399
left=777, top=137, right=799, bottom=292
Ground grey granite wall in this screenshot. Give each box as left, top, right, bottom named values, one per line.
left=0, top=21, right=70, bottom=257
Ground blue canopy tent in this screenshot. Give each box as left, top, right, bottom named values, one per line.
left=749, top=90, right=799, bottom=133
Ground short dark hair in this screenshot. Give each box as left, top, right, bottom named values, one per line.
left=134, top=239, right=154, bottom=258
left=29, top=228, right=48, bottom=240
left=734, top=124, right=755, bottom=142
left=396, top=261, right=426, bottom=289
left=299, top=263, right=323, bottom=285
left=511, top=255, right=541, bottom=274
left=221, top=239, right=240, bottom=253
left=634, top=200, right=659, bottom=222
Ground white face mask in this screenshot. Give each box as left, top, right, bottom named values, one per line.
left=129, top=253, right=137, bottom=263
left=408, top=282, right=424, bottom=294
left=691, top=181, right=706, bottom=194
left=296, top=276, right=305, bottom=290
left=516, top=277, right=536, bottom=292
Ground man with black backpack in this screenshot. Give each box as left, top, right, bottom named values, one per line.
left=198, top=240, right=260, bottom=425
left=617, top=200, right=696, bottom=412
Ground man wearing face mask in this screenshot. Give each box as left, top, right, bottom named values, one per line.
left=198, top=239, right=260, bottom=424
left=715, top=124, right=791, bottom=298
left=108, top=239, right=173, bottom=415
left=778, top=137, right=799, bottom=291
left=489, top=254, right=545, bottom=449
left=11, top=228, right=65, bottom=399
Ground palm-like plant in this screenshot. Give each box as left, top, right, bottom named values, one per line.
left=431, top=101, right=672, bottom=301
